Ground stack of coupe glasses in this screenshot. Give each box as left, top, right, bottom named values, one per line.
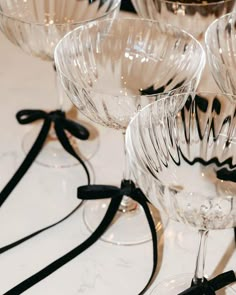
left=53, top=1, right=236, bottom=294
left=3, top=0, right=234, bottom=293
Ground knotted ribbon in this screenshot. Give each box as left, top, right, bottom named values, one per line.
left=77, top=179, right=158, bottom=295
left=0, top=109, right=90, bottom=254
left=179, top=271, right=236, bottom=294
left=0, top=109, right=90, bottom=206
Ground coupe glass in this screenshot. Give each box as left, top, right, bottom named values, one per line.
left=205, top=12, right=236, bottom=95
left=131, top=0, right=236, bottom=40
left=54, top=17, right=205, bottom=245
left=0, top=0, right=121, bottom=167
left=126, top=91, right=236, bottom=294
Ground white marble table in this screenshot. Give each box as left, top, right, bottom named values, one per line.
left=0, top=14, right=235, bottom=295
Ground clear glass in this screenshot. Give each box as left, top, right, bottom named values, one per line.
left=54, top=18, right=205, bottom=245
left=0, top=0, right=121, bottom=167
left=126, top=91, right=236, bottom=293
left=205, top=12, right=236, bottom=96
left=131, top=0, right=236, bottom=40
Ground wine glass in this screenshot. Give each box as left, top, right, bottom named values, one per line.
left=126, top=91, right=236, bottom=294
left=205, top=11, right=236, bottom=95
left=131, top=0, right=236, bottom=40
left=0, top=0, right=121, bottom=168
left=54, top=17, right=205, bottom=245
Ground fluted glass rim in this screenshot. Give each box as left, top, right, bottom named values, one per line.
left=54, top=17, right=206, bottom=99
left=137, top=0, right=234, bottom=7
left=125, top=90, right=236, bottom=175
left=0, top=0, right=122, bottom=27
left=205, top=11, right=236, bottom=62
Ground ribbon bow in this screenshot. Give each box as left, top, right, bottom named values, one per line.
left=77, top=179, right=158, bottom=295
left=0, top=109, right=90, bottom=207
left=179, top=271, right=236, bottom=294
left=3, top=180, right=156, bottom=295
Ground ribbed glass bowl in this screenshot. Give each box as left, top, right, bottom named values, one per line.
left=205, top=12, right=236, bottom=95
left=131, top=0, right=236, bottom=39
left=0, top=0, right=121, bottom=61
left=55, top=17, right=205, bottom=130
left=126, top=91, right=236, bottom=229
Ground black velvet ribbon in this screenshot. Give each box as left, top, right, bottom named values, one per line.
left=0, top=109, right=90, bottom=254
left=1, top=108, right=235, bottom=294
left=3, top=195, right=122, bottom=295
left=178, top=271, right=236, bottom=294
left=3, top=180, right=157, bottom=295
left=77, top=179, right=158, bottom=295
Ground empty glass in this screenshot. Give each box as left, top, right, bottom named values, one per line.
left=0, top=0, right=121, bottom=167
left=205, top=12, right=236, bottom=95
left=54, top=17, right=205, bottom=245
left=126, top=91, right=236, bottom=294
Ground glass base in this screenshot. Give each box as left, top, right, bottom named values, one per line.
left=0, top=151, right=19, bottom=189
left=22, top=123, right=99, bottom=168
left=83, top=198, right=167, bottom=245
left=0, top=151, right=85, bottom=224
left=150, top=274, right=236, bottom=295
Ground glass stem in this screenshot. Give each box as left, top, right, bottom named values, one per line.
left=53, top=61, right=64, bottom=111
left=122, top=131, right=131, bottom=181
left=193, top=229, right=209, bottom=284
left=46, top=62, right=64, bottom=140
left=119, top=131, right=137, bottom=212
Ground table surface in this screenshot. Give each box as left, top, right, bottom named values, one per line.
left=0, top=12, right=235, bottom=295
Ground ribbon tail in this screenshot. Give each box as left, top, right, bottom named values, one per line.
left=0, top=202, right=83, bottom=255
left=178, top=285, right=206, bottom=295
left=3, top=196, right=122, bottom=295
left=178, top=271, right=236, bottom=294
left=133, top=189, right=158, bottom=295
left=0, top=118, right=51, bottom=207
left=54, top=122, right=90, bottom=184
left=209, top=271, right=236, bottom=291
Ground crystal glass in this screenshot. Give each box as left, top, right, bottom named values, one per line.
left=126, top=91, right=236, bottom=294
left=205, top=12, right=236, bottom=95
left=0, top=0, right=121, bottom=167
left=131, top=0, right=236, bottom=40
left=54, top=17, right=205, bottom=245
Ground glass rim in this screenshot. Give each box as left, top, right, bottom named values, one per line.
left=128, top=90, right=236, bottom=129
left=0, top=0, right=121, bottom=27
left=54, top=17, right=206, bottom=99
left=158, top=0, right=234, bottom=7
